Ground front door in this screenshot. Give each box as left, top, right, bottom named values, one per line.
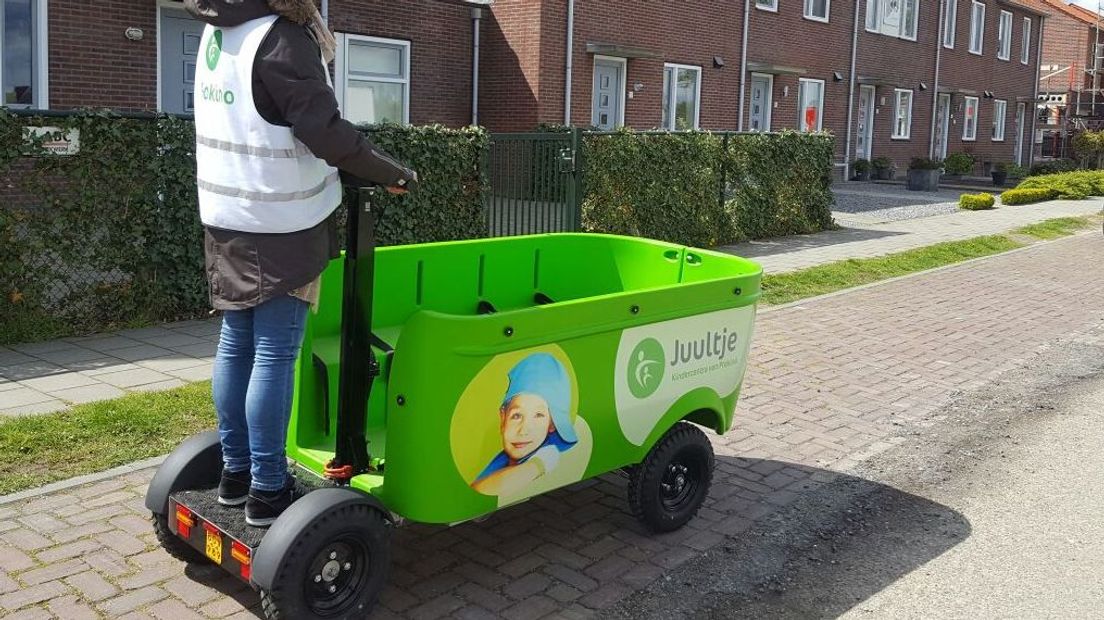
left=749, top=74, right=773, bottom=132
left=856, top=85, right=876, bottom=159
left=160, top=7, right=205, bottom=113
left=591, top=58, right=624, bottom=130
left=935, top=93, right=952, bottom=160
left=1015, top=102, right=1026, bottom=165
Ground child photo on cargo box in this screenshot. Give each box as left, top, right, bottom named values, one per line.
left=471, top=353, right=578, bottom=496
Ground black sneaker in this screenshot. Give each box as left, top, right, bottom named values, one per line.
left=245, top=479, right=295, bottom=527
left=217, top=469, right=251, bottom=507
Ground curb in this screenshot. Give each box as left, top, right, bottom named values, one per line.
left=0, top=454, right=166, bottom=506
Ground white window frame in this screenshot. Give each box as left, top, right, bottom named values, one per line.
left=969, top=1, right=985, bottom=55
left=662, top=63, right=703, bottom=131
left=866, top=0, right=919, bottom=40
left=756, top=0, right=779, bottom=12
left=992, top=99, right=1006, bottom=141
left=334, top=33, right=411, bottom=125
left=798, top=78, right=826, bottom=132
left=963, top=95, right=979, bottom=141
left=1022, top=17, right=1031, bottom=64
left=892, top=89, right=914, bottom=139
left=997, top=10, right=1012, bottom=61
left=943, top=0, right=958, bottom=48
left=0, top=0, right=49, bottom=109
left=804, top=0, right=830, bottom=23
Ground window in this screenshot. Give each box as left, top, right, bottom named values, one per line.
left=893, top=89, right=913, bottom=139
left=969, top=1, right=985, bottom=55
left=1, top=0, right=45, bottom=108
left=798, top=78, right=825, bottom=132
left=662, top=64, right=702, bottom=131
left=336, top=35, right=410, bottom=125
left=1022, top=17, right=1031, bottom=64
left=963, top=96, right=979, bottom=140
left=866, top=0, right=918, bottom=40
left=943, top=0, right=957, bottom=48
left=757, top=0, right=778, bottom=11
left=805, top=0, right=829, bottom=22
left=992, top=99, right=1006, bottom=141
left=997, top=10, right=1012, bottom=60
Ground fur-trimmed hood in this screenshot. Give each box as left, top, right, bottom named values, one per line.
left=184, top=0, right=318, bottom=27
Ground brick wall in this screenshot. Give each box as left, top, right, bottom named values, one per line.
left=49, top=0, right=159, bottom=111
left=480, top=0, right=544, bottom=132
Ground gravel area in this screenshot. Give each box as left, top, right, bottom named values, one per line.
left=834, top=201, right=961, bottom=223
left=832, top=184, right=966, bottom=213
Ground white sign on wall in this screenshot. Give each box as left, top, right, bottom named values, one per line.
left=23, top=127, right=81, bottom=156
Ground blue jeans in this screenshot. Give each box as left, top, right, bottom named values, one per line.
left=212, top=295, right=309, bottom=492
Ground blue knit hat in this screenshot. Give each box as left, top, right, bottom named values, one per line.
left=502, top=353, right=577, bottom=444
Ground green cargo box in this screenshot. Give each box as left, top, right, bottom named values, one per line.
left=290, top=232, right=762, bottom=525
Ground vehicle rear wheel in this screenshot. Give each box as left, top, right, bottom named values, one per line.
left=152, top=512, right=209, bottom=565
left=259, top=503, right=390, bottom=620
left=628, top=421, right=714, bottom=533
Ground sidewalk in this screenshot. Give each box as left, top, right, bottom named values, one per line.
left=1, top=233, right=1101, bottom=619
left=0, top=197, right=1101, bottom=417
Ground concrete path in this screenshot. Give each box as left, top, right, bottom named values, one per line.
left=719, top=197, right=1102, bottom=273
left=0, top=232, right=1100, bottom=619
left=0, top=197, right=1100, bottom=418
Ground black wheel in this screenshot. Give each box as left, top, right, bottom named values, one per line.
left=260, top=503, right=390, bottom=620
left=628, top=421, right=714, bottom=533
left=152, top=512, right=209, bottom=565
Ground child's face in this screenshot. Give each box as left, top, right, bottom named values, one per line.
left=500, top=393, right=553, bottom=461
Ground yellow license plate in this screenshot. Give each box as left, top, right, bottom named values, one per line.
left=205, top=526, right=223, bottom=563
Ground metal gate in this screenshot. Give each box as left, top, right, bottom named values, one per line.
left=485, top=131, right=583, bottom=237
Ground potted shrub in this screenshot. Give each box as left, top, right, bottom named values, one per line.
left=1005, top=163, right=1027, bottom=182
left=872, top=157, right=895, bottom=180
left=907, top=157, right=943, bottom=191
left=991, top=162, right=1010, bottom=187
left=852, top=158, right=872, bottom=181
left=943, top=152, right=974, bottom=179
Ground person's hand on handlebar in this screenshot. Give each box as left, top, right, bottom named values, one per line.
left=387, top=170, right=419, bottom=195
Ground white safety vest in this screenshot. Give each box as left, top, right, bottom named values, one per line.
left=193, top=15, right=340, bottom=234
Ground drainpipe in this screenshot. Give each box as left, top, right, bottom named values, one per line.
left=843, top=0, right=861, bottom=178
left=737, top=0, right=751, bottom=131
left=471, top=7, right=483, bottom=126
left=928, top=0, right=945, bottom=158
left=1030, top=17, right=1045, bottom=169
left=321, top=0, right=329, bottom=24
left=564, top=0, right=575, bottom=125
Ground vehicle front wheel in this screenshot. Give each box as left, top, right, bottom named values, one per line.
left=628, top=421, right=714, bottom=533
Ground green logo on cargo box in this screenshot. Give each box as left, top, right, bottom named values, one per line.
left=206, top=30, right=223, bottom=71
left=628, top=338, right=665, bottom=399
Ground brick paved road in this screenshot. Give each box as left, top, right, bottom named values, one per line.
left=1, top=233, right=1102, bottom=619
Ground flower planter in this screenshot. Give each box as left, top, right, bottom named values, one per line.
left=907, top=168, right=941, bottom=191
left=991, top=171, right=1008, bottom=186
left=874, top=168, right=894, bottom=181
left=855, top=170, right=871, bottom=182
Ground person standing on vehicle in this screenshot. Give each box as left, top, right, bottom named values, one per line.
left=185, top=0, right=417, bottom=527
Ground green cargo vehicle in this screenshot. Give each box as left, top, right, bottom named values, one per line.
left=146, top=188, right=762, bottom=619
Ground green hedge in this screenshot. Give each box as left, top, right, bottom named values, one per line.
left=581, top=129, right=834, bottom=247
left=1015, top=170, right=1104, bottom=199
left=959, top=193, right=995, bottom=210
left=0, top=111, right=486, bottom=344
left=999, top=187, right=1059, bottom=205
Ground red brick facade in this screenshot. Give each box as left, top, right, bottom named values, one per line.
left=18, top=0, right=1050, bottom=174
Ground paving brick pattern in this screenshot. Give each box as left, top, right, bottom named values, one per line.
left=0, top=234, right=1102, bottom=618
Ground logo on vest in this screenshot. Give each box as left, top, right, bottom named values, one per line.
left=206, top=30, right=223, bottom=71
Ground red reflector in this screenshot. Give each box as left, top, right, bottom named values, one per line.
left=203, top=521, right=220, bottom=535
left=231, top=541, right=251, bottom=565
left=178, top=522, right=191, bottom=539
left=240, top=561, right=252, bottom=581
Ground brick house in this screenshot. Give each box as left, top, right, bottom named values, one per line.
left=2, top=0, right=1046, bottom=175
left=1020, top=0, right=1101, bottom=157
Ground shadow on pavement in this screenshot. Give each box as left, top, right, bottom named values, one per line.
left=717, top=227, right=906, bottom=259
left=602, top=457, right=971, bottom=620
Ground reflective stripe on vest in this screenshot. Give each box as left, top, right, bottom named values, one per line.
left=193, top=15, right=340, bottom=234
